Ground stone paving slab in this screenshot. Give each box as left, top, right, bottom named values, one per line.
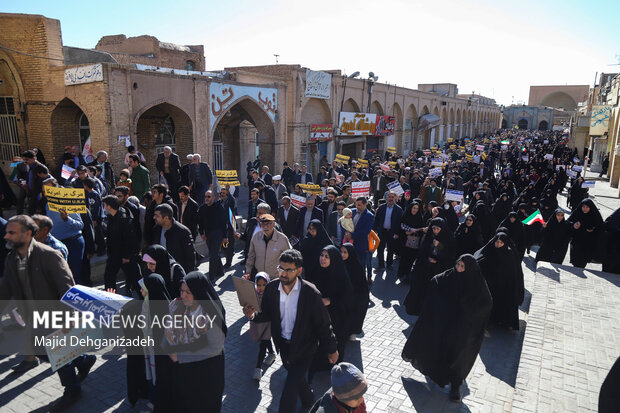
left=511, top=262, right=620, bottom=413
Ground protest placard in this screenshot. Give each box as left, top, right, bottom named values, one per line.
left=290, top=194, right=306, bottom=208
left=387, top=147, right=396, bottom=153
left=61, top=285, right=131, bottom=321
left=351, top=181, right=370, bottom=197
left=522, top=156, right=529, bottom=162
left=387, top=180, right=404, bottom=197
left=356, top=158, right=368, bottom=167
left=61, top=164, right=75, bottom=180
left=379, top=163, right=391, bottom=172
left=476, top=144, right=485, bottom=152
left=582, top=181, right=595, bottom=188
left=215, top=170, right=240, bottom=187
left=431, top=159, right=444, bottom=167
left=501, top=145, right=508, bottom=151
left=572, top=165, right=583, bottom=172
left=43, top=186, right=87, bottom=214
left=335, top=154, right=350, bottom=164
left=45, top=326, right=104, bottom=372
left=473, top=155, right=481, bottom=164
left=298, top=184, right=323, bottom=195
left=445, top=189, right=464, bottom=202
left=567, top=170, right=577, bottom=178
left=544, top=154, right=553, bottom=160
left=429, top=167, right=443, bottom=178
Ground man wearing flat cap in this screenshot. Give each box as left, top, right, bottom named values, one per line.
left=244, top=213, right=291, bottom=281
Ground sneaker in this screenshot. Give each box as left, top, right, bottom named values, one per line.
left=49, top=389, right=81, bottom=412
left=11, top=358, right=39, bottom=373
left=263, top=352, right=276, bottom=367
left=77, top=355, right=96, bottom=382
left=253, top=368, right=262, bottom=381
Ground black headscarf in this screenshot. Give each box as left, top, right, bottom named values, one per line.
left=499, top=212, right=526, bottom=257
left=568, top=198, right=603, bottom=230
left=182, top=271, right=227, bottom=335
left=400, top=200, right=424, bottom=230
left=440, top=201, right=459, bottom=232
left=454, top=214, right=483, bottom=256
left=144, top=244, right=185, bottom=297
left=342, top=243, right=368, bottom=295
left=298, top=219, right=333, bottom=276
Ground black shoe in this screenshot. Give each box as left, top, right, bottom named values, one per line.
left=449, top=384, right=461, bottom=402
left=50, top=389, right=81, bottom=412
left=11, top=359, right=39, bottom=373
left=77, top=355, right=96, bottom=382
left=223, top=263, right=231, bottom=269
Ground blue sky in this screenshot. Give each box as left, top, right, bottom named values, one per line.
left=3, top=0, right=619, bottom=105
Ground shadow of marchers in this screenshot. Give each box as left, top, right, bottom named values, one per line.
left=0, top=366, right=55, bottom=408
left=477, top=320, right=526, bottom=386
left=536, top=264, right=561, bottom=282
left=401, top=376, right=472, bottom=413
left=562, top=265, right=589, bottom=279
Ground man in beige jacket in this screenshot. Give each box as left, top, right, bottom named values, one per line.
left=243, top=214, right=291, bottom=281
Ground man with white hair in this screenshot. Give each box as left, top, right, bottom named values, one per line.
left=180, top=153, right=194, bottom=187
left=88, top=150, right=115, bottom=193
left=189, top=153, right=213, bottom=206
left=156, top=145, right=181, bottom=201
left=261, top=165, right=273, bottom=186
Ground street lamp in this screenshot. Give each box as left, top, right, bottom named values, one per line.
left=367, top=72, right=379, bottom=112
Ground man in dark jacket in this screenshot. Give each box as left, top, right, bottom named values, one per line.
left=102, top=195, right=140, bottom=293
left=260, top=165, right=273, bottom=186
left=256, top=179, right=278, bottom=214
left=247, top=188, right=265, bottom=220
left=276, top=196, right=300, bottom=239
left=295, top=196, right=324, bottom=238
left=197, top=190, right=229, bottom=280
left=189, top=154, right=213, bottom=206
left=319, top=189, right=339, bottom=224
left=219, top=186, right=237, bottom=268
left=243, top=249, right=338, bottom=412
left=152, top=203, right=196, bottom=273
left=282, top=161, right=296, bottom=192
left=327, top=201, right=346, bottom=245
left=296, top=165, right=313, bottom=184
left=373, top=191, right=403, bottom=269
left=88, top=150, right=115, bottom=193
left=144, top=184, right=179, bottom=245
left=156, top=146, right=181, bottom=201
left=176, top=185, right=199, bottom=241
left=114, top=186, right=142, bottom=246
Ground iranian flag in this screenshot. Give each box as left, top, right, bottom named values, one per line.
left=522, top=210, right=544, bottom=226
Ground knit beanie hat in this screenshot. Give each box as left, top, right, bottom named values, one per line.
left=331, top=362, right=367, bottom=402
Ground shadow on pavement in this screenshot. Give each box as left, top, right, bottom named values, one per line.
left=478, top=321, right=526, bottom=387
left=401, top=376, right=472, bottom=412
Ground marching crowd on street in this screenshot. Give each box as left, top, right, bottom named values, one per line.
left=1, top=129, right=620, bottom=413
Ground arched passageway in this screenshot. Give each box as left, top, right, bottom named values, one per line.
left=136, top=102, right=193, bottom=174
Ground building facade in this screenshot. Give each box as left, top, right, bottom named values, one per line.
left=0, top=12, right=500, bottom=183
left=501, top=105, right=554, bottom=131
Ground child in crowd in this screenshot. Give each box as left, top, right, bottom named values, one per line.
left=249, top=272, right=276, bottom=381
left=339, top=207, right=355, bottom=245
left=117, top=169, right=133, bottom=196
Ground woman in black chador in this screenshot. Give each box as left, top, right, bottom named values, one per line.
left=404, top=217, right=455, bottom=316
left=536, top=209, right=572, bottom=264
left=397, top=200, right=425, bottom=281
left=341, top=243, right=369, bottom=339
left=297, top=219, right=333, bottom=276
left=307, top=245, right=353, bottom=380
left=567, top=199, right=603, bottom=268
left=475, top=233, right=521, bottom=330
left=454, top=214, right=484, bottom=257
left=402, top=255, right=492, bottom=402
left=499, top=212, right=526, bottom=261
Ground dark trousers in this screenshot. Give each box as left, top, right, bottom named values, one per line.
left=223, top=230, right=235, bottom=265
left=39, top=354, right=89, bottom=393
left=279, top=341, right=314, bottom=411
left=377, top=228, right=395, bottom=266
left=206, top=233, right=224, bottom=279
left=63, top=236, right=85, bottom=282
left=79, top=254, right=92, bottom=286
left=93, top=222, right=106, bottom=254
left=104, top=256, right=141, bottom=292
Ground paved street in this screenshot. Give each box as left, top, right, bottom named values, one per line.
left=0, top=178, right=618, bottom=412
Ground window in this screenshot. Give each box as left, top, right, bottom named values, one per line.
left=155, top=116, right=176, bottom=154
left=185, top=60, right=195, bottom=71
left=79, top=112, right=90, bottom=149
left=0, top=97, right=20, bottom=162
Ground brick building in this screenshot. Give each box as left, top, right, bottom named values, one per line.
left=0, top=12, right=499, bottom=184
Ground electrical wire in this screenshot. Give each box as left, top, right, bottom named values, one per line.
left=0, top=44, right=65, bottom=62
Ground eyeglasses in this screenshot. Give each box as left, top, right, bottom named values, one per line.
left=276, top=265, right=297, bottom=274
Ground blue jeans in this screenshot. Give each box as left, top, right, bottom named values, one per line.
left=63, top=236, right=85, bottom=283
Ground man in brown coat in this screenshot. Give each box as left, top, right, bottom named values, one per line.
left=244, top=214, right=291, bottom=281
left=2, top=215, right=97, bottom=411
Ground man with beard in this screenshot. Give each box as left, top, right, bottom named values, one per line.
left=1, top=215, right=97, bottom=410
left=144, top=184, right=178, bottom=245
left=197, top=190, right=229, bottom=281
left=243, top=249, right=338, bottom=412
